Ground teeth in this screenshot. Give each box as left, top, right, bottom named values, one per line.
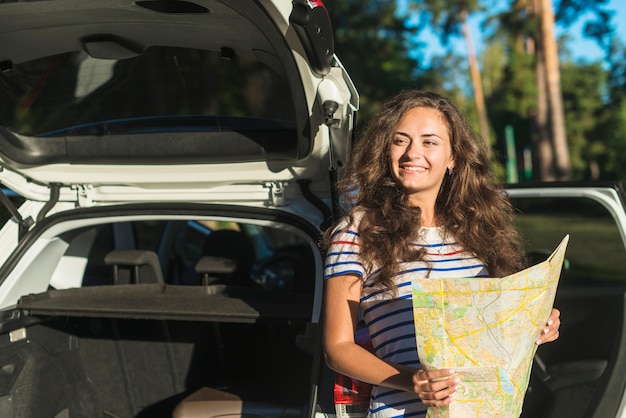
left=402, top=166, right=426, bottom=172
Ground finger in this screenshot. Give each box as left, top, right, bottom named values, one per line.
left=415, top=368, right=456, bottom=383
left=421, top=393, right=456, bottom=407
left=546, top=327, right=560, bottom=342
left=414, top=369, right=459, bottom=403
left=418, top=378, right=460, bottom=407
left=537, top=309, right=561, bottom=345
left=546, top=309, right=560, bottom=326
left=536, top=325, right=560, bottom=345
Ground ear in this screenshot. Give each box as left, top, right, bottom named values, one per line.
left=447, top=159, right=455, bottom=176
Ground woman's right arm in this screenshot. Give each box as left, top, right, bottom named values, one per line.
left=322, top=274, right=459, bottom=406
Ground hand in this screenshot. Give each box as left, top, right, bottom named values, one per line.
left=536, top=308, right=561, bottom=345
left=412, top=368, right=459, bottom=407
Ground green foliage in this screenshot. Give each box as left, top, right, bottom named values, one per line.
left=418, top=0, right=484, bottom=42
left=324, top=0, right=431, bottom=123
left=481, top=41, right=507, bottom=97
left=486, top=46, right=536, bottom=166
left=603, top=42, right=626, bottom=182
left=605, top=100, right=626, bottom=182
left=556, top=39, right=626, bottom=183
left=608, top=39, right=626, bottom=103
left=560, top=61, right=607, bottom=179
left=322, top=0, right=625, bottom=183
left=556, top=0, right=614, bottom=56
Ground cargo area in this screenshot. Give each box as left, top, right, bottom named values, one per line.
left=1, top=285, right=316, bottom=418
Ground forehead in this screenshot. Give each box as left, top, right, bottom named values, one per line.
left=395, top=107, right=448, bottom=132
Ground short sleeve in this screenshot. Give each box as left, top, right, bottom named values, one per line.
left=323, top=218, right=364, bottom=280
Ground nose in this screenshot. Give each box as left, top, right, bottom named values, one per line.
left=404, top=141, right=422, bottom=159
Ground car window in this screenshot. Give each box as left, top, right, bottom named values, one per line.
left=77, top=219, right=314, bottom=293
left=0, top=46, right=296, bottom=137
left=511, top=196, right=626, bottom=286
left=134, top=220, right=169, bottom=252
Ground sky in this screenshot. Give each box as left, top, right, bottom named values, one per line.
left=403, top=0, right=626, bottom=65
left=554, top=0, right=626, bottom=63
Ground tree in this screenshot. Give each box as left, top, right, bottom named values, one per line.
left=483, top=2, right=540, bottom=180
left=603, top=40, right=626, bottom=182
left=505, top=0, right=570, bottom=180
left=489, top=0, right=613, bottom=181
left=419, top=0, right=491, bottom=152
left=535, top=0, right=616, bottom=180
left=323, top=0, right=434, bottom=124
left=556, top=0, right=615, bottom=59
left=560, top=61, right=607, bottom=179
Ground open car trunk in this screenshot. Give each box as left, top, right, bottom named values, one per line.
left=5, top=284, right=316, bottom=418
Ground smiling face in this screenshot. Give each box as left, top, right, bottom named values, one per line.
left=389, top=106, right=455, bottom=210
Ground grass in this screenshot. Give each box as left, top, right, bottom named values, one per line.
left=515, top=214, right=626, bottom=285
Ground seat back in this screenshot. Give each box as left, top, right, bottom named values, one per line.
left=195, top=230, right=255, bottom=286
left=195, top=256, right=237, bottom=286
left=104, top=249, right=165, bottom=284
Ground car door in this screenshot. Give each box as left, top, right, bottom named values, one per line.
left=508, top=184, right=626, bottom=418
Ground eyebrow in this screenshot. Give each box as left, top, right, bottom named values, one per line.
left=393, top=131, right=443, bottom=140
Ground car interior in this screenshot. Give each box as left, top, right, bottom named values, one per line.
left=0, top=206, right=323, bottom=418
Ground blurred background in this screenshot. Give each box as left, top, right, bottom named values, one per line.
left=323, top=0, right=626, bottom=184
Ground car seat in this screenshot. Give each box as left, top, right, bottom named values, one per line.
left=195, top=229, right=256, bottom=287
left=104, top=249, right=165, bottom=284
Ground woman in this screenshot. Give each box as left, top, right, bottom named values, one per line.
left=322, top=90, right=560, bottom=417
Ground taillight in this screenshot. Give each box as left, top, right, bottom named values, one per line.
left=334, top=373, right=370, bottom=418
left=289, top=0, right=334, bottom=76
left=333, top=326, right=372, bottom=417
left=328, top=325, right=373, bottom=417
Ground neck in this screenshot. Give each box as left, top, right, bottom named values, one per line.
left=413, top=203, right=437, bottom=227
left=408, top=193, right=438, bottom=226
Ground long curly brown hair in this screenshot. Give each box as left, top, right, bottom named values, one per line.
left=326, top=90, right=524, bottom=291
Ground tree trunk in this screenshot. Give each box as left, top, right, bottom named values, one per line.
left=534, top=40, right=554, bottom=181
left=460, top=9, right=491, bottom=155
left=539, top=0, right=571, bottom=179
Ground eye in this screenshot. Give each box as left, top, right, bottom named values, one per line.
left=392, top=136, right=409, bottom=146
left=423, top=135, right=442, bottom=146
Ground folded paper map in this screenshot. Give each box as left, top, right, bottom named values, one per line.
left=412, top=235, right=569, bottom=418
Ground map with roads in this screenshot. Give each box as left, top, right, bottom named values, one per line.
left=413, top=235, right=569, bottom=417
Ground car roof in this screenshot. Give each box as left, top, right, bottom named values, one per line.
left=0, top=0, right=358, bottom=204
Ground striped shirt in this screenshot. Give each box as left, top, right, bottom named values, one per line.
left=324, top=216, right=489, bottom=418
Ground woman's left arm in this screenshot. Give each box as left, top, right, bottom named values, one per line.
left=536, top=308, right=561, bottom=345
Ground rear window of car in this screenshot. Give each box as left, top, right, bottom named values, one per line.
left=511, top=196, right=626, bottom=286
left=0, top=46, right=296, bottom=137
left=77, top=219, right=315, bottom=294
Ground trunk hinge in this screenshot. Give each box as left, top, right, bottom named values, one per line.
left=74, top=184, right=94, bottom=208
left=264, top=181, right=288, bottom=207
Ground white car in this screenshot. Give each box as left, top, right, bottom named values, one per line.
left=0, top=0, right=357, bottom=417
left=3, top=1, right=626, bottom=418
